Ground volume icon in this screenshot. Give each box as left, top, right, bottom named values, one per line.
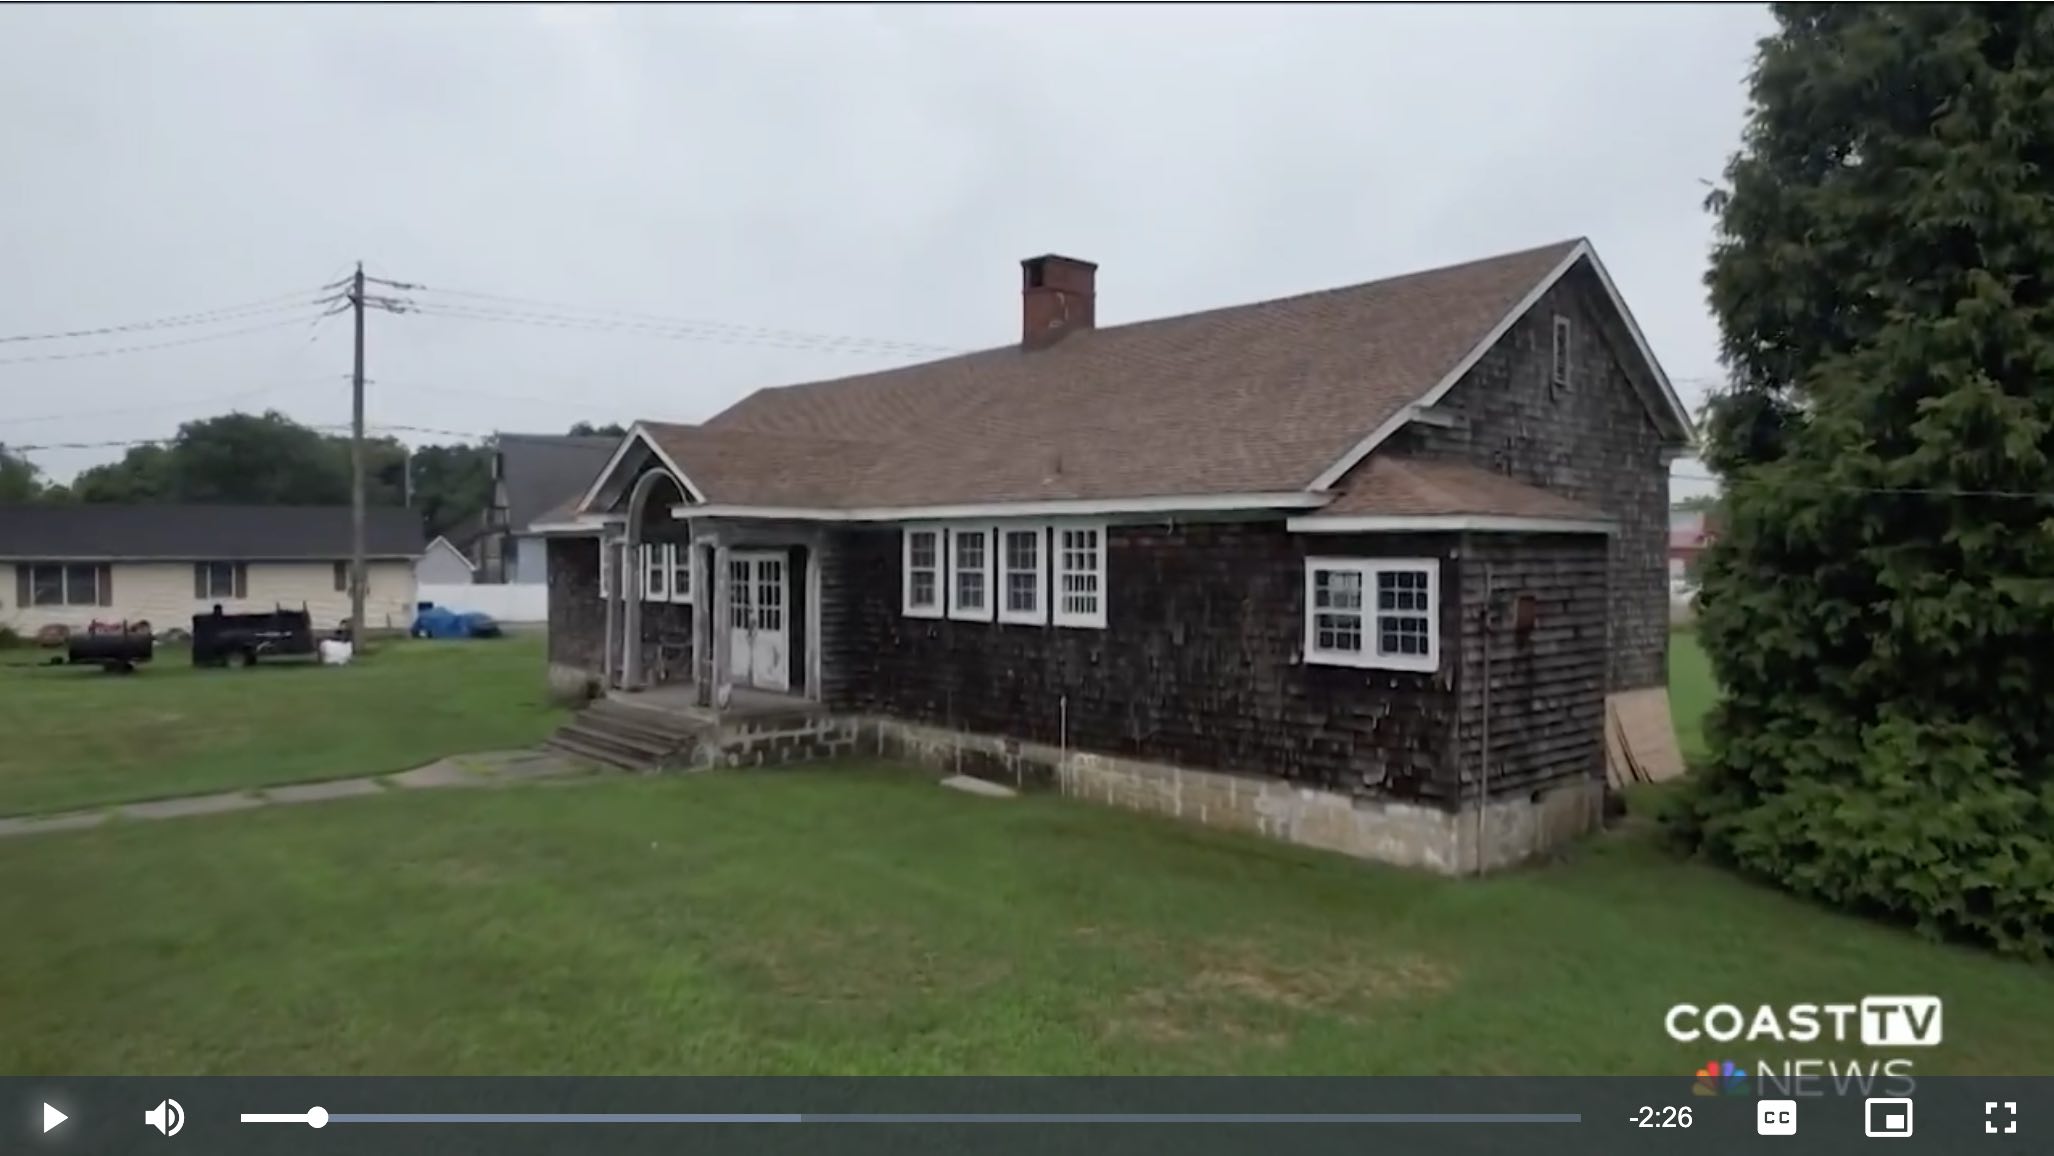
left=144, top=1098, right=185, bottom=1136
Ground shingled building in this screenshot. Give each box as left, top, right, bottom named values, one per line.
left=538, top=240, right=1693, bottom=872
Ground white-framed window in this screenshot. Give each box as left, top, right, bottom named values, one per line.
left=1304, top=557, right=1438, bottom=672
left=998, top=526, right=1046, bottom=625
left=902, top=527, right=942, bottom=618
left=948, top=525, right=994, bottom=622
left=670, top=544, right=692, bottom=604
left=641, top=543, right=667, bottom=601
left=636, top=542, right=693, bottom=604
left=1052, top=523, right=1107, bottom=629
left=1551, top=314, right=1572, bottom=392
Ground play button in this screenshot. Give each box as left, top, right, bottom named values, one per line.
left=43, top=1103, right=68, bottom=1133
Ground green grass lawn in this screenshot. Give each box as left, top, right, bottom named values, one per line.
left=3, top=767, right=2049, bottom=1075
left=0, top=636, right=564, bottom=815
left=1669, top=629, right=1717, bottom=765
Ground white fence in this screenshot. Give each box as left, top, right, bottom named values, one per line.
left=416, top=583, right=549, bottom=624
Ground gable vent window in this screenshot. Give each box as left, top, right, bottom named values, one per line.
left=1052, top=524, right=1107, bottom=629
left=948, top=526, right=994, bottom=622
left=902, top=527, right=942, bottom=618
left=1303, top=557, right=1438, bottom=672
left=1551, top=314, right=1573, bottom=394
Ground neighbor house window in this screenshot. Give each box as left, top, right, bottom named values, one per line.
left=23, top=562, right=105, bottom=607
left=333, top=561, right=348, bottom=592
left=1551, top=314, right=1572, bottom=393
left=949, top=526, right=993, bottom=622
left=999, top=526, right=1046, bottom=625
left=1303, top=557, right=1438, bottom=672
left=902, top=527, right=942, bottom=618
left=1052, top=524, right=1107, bottom=629
left=599, top=540, right=615, bottom=599
left=194, top=562, right=247, bottom=601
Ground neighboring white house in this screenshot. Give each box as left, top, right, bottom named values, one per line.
left=414, top=535, right=477, bottom=586
left=0, top=504, right=424, bottom=635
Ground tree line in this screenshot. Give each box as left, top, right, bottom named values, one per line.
left=0, top=414, right=626, bottom=538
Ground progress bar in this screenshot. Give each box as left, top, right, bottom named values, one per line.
left=245, top=1110, right=1580, bottom=1126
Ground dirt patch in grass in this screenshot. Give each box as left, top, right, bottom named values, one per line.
left=713, top=920, right=1014, bottom=1006
left=1103, top=934, right=1455, bottom=1048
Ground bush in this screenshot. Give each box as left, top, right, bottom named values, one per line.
left=0, top=625, right=20, bottom=649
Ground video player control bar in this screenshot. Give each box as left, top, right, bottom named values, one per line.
left=239, top=1108, right=1581, bottom=1126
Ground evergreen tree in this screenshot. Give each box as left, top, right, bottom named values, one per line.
left=1673, top=4, right=2054, bottom=956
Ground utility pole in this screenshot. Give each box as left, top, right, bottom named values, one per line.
left=349, top=262, right=367, bottom=647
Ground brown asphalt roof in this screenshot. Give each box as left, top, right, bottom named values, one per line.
left=1311, top=457, right=1608, bottom=522
left=636, top=240, right=1587, bottom=509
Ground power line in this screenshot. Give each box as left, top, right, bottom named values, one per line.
left=399, top=283, right=963, bottom=356
left=403, top=302, right=960, bottom=357
left=1670, top=469, right=2054, bottom=499
left=5, top=376, right=345, bottom=427
left=0, top=305, right=344, bottom=367
left=0, top=288, right=336, bottom=345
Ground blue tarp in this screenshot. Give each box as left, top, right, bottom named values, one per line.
left=411, top=603, right=503, bottom=640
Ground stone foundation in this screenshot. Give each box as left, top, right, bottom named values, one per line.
left=705, top=713, right=862, bottom=769
left=863, top=716, right=1602, bottom=874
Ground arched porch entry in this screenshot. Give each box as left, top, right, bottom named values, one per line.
left=585, top=430, right=823, bottom=714
left=603, top=465, right=693, bottom=693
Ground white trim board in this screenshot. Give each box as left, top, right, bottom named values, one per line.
left=1306, top=239, right=1696, bottom=493
left=571, top=423, right=709, bottom=516
left=1288, top=514, right=1617, bottom=535
left=525, top=516, right=621, bottom=537
left=671, top=491, right=1328, bottom=523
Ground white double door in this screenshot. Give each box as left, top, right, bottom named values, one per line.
left=726, top=551, right=790, bottom=692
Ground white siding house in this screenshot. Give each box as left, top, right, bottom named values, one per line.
left=0, top=504, right=423, bottom=636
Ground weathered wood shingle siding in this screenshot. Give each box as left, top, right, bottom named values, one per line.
left=824, top=519, right=1475, bottom=804
left=1389, top=264, right=1669, bottom=690
left=1454, top=532, right=1610, bottom=800
left=546, top=536, right=604, bottom=673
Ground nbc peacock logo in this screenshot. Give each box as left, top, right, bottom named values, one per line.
left=1694, top=1059, right=1750, bottom=1096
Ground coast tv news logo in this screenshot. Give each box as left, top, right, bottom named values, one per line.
left=1668, top=997, right=1939, bottom=1099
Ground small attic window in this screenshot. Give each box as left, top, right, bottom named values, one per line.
left=1024, top=258, right=1048, bottom=289
left=1551, top=314, right=1572, bottom=393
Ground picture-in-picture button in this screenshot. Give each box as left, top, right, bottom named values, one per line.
left=1865, top=1097, right=1914, bottom=1139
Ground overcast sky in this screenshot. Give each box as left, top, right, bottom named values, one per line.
left=1, top=4, right=1769, bottom=496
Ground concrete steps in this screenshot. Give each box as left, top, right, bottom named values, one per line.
left=543, top=698, right=709, bottom=771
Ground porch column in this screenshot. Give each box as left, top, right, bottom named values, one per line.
left=711, top=537, right=733, bottom=717
left=600, top=535, right=621, bottom=690
left=805, top=530, right=825, bottom=704
left=690, top=524, right=715, bottom=707
left=621, top=531, right=642, bottom=691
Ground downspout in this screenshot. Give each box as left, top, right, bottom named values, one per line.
left=1476, top=562, right=1495, bottom=876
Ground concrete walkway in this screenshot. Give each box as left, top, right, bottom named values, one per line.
left=0, top=749, right=598, bottom=840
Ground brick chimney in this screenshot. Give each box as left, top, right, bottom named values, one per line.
left=1021, top=254, right=1096, bottom=348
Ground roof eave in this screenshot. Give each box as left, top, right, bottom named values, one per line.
left=671, top=491, right=1331, bottom=523
left=1286, top=514, right=1617, bottom=535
